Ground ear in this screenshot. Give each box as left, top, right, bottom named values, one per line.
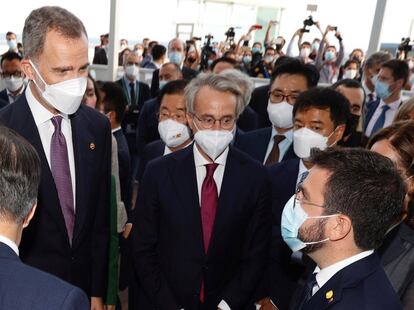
left=332, top=124, right=346, bottom=144
left=22, top=203, right=37, bottom=229
left=327, top=214, right=352, bottom=242
left=21, top=58, right=35, bottom=81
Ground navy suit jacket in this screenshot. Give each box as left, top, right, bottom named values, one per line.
left=132, top=144, right=271, bottom=309
left=113, top=129, right=132, bottom=213
left=136, top=97, right=160, bottom=156
left=0, top=242, right=89, bottom=309
left=137, top=139, right=165, bottom=182
left=249, top=85, right=270, bottom=129
left=236, top=106, right=259, bottom=132
left=289, top=254, right=402, bottom=310
left=150, top=66, right=198, bottom=98
left=0, top=94, right=111, bottom=297
left=0, top=89, right=9, bottom=104
left=362, top=98, right=380, bottom=133
left=235, top=127, right=297, bottom=164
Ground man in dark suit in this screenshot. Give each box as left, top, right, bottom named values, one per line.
left=236, top=60, right=318, bottom=165
left=132, top=73, right=271, bottom=309
left=136, top=63, right=183, bottom=155
left=284, top=148, right=404, bottom=310
left=363, top=59, right=408, bottom=140
left=0, top=51, right=26, bottom=104
left=92, top=34, right=108, bottom=65
left=150, top=38, right=198, bottom=97
left=249, top=84, right=271, bottom=128
left=0, top=126, right=90, bottom=310
left=0, top=7, right=110, bottom=309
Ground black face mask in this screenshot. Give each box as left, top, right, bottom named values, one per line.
left=276, top=44, right=283, bottom=51
left=187, top=57, right=196, bottom=63
left=344, top=114, right=360, bottom=137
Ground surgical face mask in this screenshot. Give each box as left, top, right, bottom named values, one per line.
left=4, top=75, right=24, bottom=92
left=325, top=51, right=336, bottom=61
left=193, top=123, right=234, bottom=160
left=168, top=51, right=182, bottom=65
left=264, top=55, right=274, bottom=63
left=207, top=59, right=214, bottom=67
left=252, top=47, right=261, bottom=54
left=312, top=42, right=320, bottom=52
left=125, top=65, right=139, bottom=80
left=242, top=56, right=252, bottom=64
left=29, top=60, right=87, bottom=115
left=370, top=73, right=379, bottom=85
left=136, top=49, right=144, bottom=57
left=158, top=119, right=190, bottom=148
left=159, top=80, right=168, bottom=90
left=343, top=69, right=358, bottom=79
left=293, top=127, right=335, bottom=159
left=267, top=100, right=293, bottom=129
left=281, top=195, right=338, bottom=252
left=7, top=39, right=17, bottom=50
left=300, top=48, right=311, bottom=58
left=375, top=80, right=392, bottom=100
left=275, top=38, right=284, bottom=45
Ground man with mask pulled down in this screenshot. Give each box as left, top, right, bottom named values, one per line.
left=0, top=6, right=111, bottom=310
left=282, top=147, right=403, bottom=310
left=132, top=73, right=271, bottom=310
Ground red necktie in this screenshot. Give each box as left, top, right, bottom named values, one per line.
left=200, top=163, right=219, bottom=303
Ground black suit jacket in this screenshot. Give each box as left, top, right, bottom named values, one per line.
left=132, top=144, right=271, bottom=309
left=137, top=139, right=165, bottom=182
left=249, top=85, right=270, bottom=129
left=150, top=66, right=198, bottom=97
left=0, top=94, right=111, bottom=297
left=235, top=127, right=297, bottom=164
left=0, top=242, right=89, bottom=309
left=0, top=89, right=9, bottom=104
left=92, top=47, right=108, bottom=65
left=136, top=97, right=160, bottom=156
left=113, top=129, right=132, bottom=213
left=289, top=254, right=402, bottom=310
left=237, top=106, right=259, bottom=132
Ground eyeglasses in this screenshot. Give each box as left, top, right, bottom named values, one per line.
left=294, top=188, right=325, bottom=210
left=268, top=91, right=298, bottom=104
left=1, top=72, right=23, bottom=79
left=157, top=110, right=187, bottom=123
left=191, top=113, right=235, bottom=130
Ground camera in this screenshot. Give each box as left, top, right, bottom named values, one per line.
left=302, top=16, right=314, bottom=33
left=200, top=34, right=214, bottom=71
left=397, top=37, right=413, bottom=60
left=225, top=27, right=235, bottom=41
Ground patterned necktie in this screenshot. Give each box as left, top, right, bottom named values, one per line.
left=200, top=163, right=219, bottom=303
left=50, top=115, right=75, bottom=244
left=371, top=105, right=390, bottom=136
left=129, top=82, right=136, bottom=107
left=297, top=272, right=318, bottom=310
left=265, top=135, right=286, bottom=166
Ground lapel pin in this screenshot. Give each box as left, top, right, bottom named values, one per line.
left=325, top=290, right=334, bottom=301
left=89, top=143, right=96, bottom=150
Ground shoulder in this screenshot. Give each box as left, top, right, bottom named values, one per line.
left=229, top=146, right=268, bottom=176
left=237, top=127, right=271, bottom=142
left=76, top=104, right=110, bottom=128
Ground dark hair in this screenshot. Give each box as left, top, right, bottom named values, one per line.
left=300, top=41, right=311, bottom=48
left=271, top=58, right=320, bottom=88
left=381, top=59, right=410, bottom=85
left=364, top=51, right=391, bottom=69
left=210, top=57, right=237, bottom=71
left=152, top=44, right=167, bottom=61
left=1, top=51, right=22, bottom=66
left=311, top=147, right=406, bottom=250
left=6, top=31, right=16, bottom=37
left=0, top=126, right=41, bottom=224
left=293, top=87, right=351, bottom=127
left=332, top=78, right=366, bottom=104
left=101, top=82, right=127, bottom=124
left=85, top=73, right=101, bottom=109
left=343, top=59, right=361, bottom=71
left=158, top=79, right=189, bottom=103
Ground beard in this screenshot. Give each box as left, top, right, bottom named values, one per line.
left=298, top=218, right=328, bottom=254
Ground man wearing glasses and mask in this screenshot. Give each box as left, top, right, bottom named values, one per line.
left=132, top=73, right=271, bottom=310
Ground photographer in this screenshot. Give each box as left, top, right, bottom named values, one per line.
left=184, top=38, right=200, bottom=70
left=286, top=29, right=314, bottom=64
left=264, top=20, right=285, bottom=58
left=316, top=25, right=345, bottom=84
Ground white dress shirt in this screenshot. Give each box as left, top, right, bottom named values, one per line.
left=7, top=85, right=25, bottom=103
left=111, top=126, right=122, bottom=134
left=193, top=143, right=230, bottom=310
left=263, top=127, right=293, bottom=164
left=26, top=84, right=76, bottom=210
left=0, top=235, right=19, bottom=256
left=365, top=98, right=401, bottom=137
left=312, top=250, right=374, bottom=296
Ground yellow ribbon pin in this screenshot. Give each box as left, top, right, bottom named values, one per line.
left=326, top=290, right=334, bottom=300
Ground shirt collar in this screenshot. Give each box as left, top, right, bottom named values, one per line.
left=123, top=75, right=135, bottom=86
left=6, top=85, right=25, bottom=98
left=0, top=235, right=19, bottom=256
left=379, top=97, right=401, bottom=110
left=193, top=142, right=229, bottom=168
left=271, top=126, right=293, bottom=142
left=314, top=250, right=374, bottom=289
left=112, top=126, right=122, bottom=134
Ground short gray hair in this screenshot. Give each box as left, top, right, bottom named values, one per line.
left=184, top=72, right=245, bottom=118
left=22, top=6, right=87, bottom=60
left=0, top=126, right=40, bottom=224
left=219, top=69, right=254, bottom=108
left=364, top=51, right=392, bottom=69
left=168, top=38, right=186, bottom=53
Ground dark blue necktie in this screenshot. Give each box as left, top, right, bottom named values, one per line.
left=371, top=105, right=390, bottom=136
left=297, top=272, right=318, bottom=309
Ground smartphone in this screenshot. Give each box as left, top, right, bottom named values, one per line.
left=253, top=25, right=263, bottom=30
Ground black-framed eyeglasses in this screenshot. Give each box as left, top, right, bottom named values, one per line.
left=1, top=72, right=23, bottom=79
left=191, top=113, right=235, bottom=130
left=268, top=91, right=298, bottom=104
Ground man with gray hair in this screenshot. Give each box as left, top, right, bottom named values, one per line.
left=0, top=6, right=111, bottom=310
left=0, top=126, right=90, bottom=309
left=132, top=72, right=271, bottom=309
left=362, top=51, right=392, bottom=102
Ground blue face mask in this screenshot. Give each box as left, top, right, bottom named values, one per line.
left=7, top=39, right=17, bottom=50
left=252, top=47, right=261, bottom=54
left=325, top=51, right=335, bottom=61
left=281, top=195, right=338, bottom=252
left=168, top=51, right=182, bottom=65
left=375, top=80, right=392, bottom=100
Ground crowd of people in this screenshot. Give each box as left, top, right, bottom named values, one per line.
left=0, top=5, right=414, bottom=310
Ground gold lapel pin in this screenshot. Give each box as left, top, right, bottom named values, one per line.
left=325, top=290, right=334, bottom=301
left=90, top=143, right=96, bottom=150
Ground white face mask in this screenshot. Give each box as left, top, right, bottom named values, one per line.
left=30, top=60, right=87, bottom=115
left=158, top=119, right=191, bottom=148
left=125, top=65, right=139, bottom=80
left=293, top=127, right=335, bottom=159
left=343, top=69, right=358, bottom=79
left=4, top=76, right=24, bottom=92
left=267, top=100, right=294, bottom=129
left=300, top=48, right=311, bottom=58
left=194, top=126, right=234, bottom=160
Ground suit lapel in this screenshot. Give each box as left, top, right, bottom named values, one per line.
left=364, top=99, right=380, bottom=131
left=259, top=127, right=272, bottom=162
